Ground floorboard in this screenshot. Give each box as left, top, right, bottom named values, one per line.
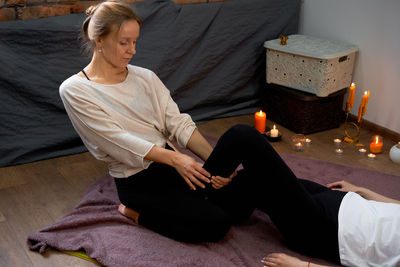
left=0, top=114, right=399, bottom=266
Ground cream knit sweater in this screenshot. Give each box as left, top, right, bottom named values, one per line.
left=60, top=65, right=196, bottom=178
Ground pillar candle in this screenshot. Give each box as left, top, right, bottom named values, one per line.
left=254, top=110, right=266, bottom=133
left=357, top=90, right=370, bottom=123
left=346, top=82, right=356, bottom=112
left=370, top=135, right=383, bottom=154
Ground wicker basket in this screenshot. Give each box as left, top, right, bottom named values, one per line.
left=264, top=35, right=358, bottom=97
left=262, top=83, right=346, bottom=134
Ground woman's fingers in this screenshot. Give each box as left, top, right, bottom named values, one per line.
left=182, top=176, right=196, bottom=190
left=193, top=163, right=211, bottom=183
left=211, top=177, right=224, bottom=189
left=211, top=175, right=232, bottom=189
left=195, top=162, right=211, bottom=180
left=176, top=154, right=211, bottom=190
left=327, top=180, right=344, bottom=188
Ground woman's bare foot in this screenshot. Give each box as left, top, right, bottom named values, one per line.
left=118, top=204, right=140, bottom=224
left=261, top=253, right=308, bottom=267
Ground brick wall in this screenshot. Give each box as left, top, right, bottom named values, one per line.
left=0, top=0, right=228, bottom=21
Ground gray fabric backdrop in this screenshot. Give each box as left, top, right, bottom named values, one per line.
left=0, top=0, right=300, bottom=167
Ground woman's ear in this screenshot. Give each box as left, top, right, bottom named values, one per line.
left=94, top=38, right=103, bottom=52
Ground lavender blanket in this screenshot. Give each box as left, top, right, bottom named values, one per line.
left=27, top=153, right=400, bottom=267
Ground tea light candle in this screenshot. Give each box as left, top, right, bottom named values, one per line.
left=305, top=138, right=312, bottom=145
left=333, top=138, right=342, bottom=148
left=335, top=148, right=343, bottom=155
left=369, top=135, right=383, bottom=154
left=270, top=124, right=279, bottom=137
left=358, top=148, right=367, bottom=155
left=294, top=142, right=304, bottom=152
left=254, top=110, right=266, bottom=133
left=367, top=153, right=376, bottom=160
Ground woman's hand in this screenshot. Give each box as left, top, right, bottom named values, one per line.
left=327, top=180, right=361, bottom=192
left=211, top=171, right=237, bottom=189
left=172, top=152, right=211, bottom=190
left=327, top=180, right=400, bottom=204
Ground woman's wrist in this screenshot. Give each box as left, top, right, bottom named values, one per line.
left=170, top=150, right=183, bottom=168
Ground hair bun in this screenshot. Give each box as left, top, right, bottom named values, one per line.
left=85, top=4, right=100, bottom=16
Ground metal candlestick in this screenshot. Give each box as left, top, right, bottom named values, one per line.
left=343, top=103, right=361, bottom=143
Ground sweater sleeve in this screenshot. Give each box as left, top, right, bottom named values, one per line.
left=60, top=83, right=154, bottom=169
left=150, top=72, right=196, bottom=148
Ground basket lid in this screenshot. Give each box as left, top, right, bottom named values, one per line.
left=264, top=34, right=358, bottom=59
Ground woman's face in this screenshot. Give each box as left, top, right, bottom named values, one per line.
left=96, top=19, right=140, bottom=69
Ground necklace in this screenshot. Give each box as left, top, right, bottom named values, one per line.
left=82, top=66, right=128, bottom=82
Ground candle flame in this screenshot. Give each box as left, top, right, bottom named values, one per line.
left=364, top=91, right=368, bottom=95
left=259, top=110, right=263, bottom=115
left=375, top=136, right=379, bottom=144
left=273, top=124, right=276, bottom=129
left=351, top=82, right=355, bottom=87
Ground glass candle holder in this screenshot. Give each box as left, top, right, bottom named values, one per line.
left=369, top=135, right=383, bottom=154
left=305, top=138, right=312, bottom=145
left=333, top=138, right=342, bottom=148
left=291, top=134, right=306, bottom=152
left=358, top=148, right=367, bottom=155
left=335, top=148, right=344, bottom=156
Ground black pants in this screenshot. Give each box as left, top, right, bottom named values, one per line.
left=115, top=124, right=345, bottom=263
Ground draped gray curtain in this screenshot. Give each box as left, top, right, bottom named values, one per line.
left=0, top=0, right=300, bottom=167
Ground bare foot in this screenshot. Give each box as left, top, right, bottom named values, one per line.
left=118, top=204, right=140, bottom=224
left=261, top=253, right=308, bottom=267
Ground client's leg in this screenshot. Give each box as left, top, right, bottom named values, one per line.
left=203, top=124, right=344, bottom=262
left=115, top=162, right=231, bottom=243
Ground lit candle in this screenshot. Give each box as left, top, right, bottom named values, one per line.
left=335, top=148, right=343, bottom=155
left=333, top=138, right=342, bottom=148
left=358, top=148, right=367, bottom=155
left=254, top=110, right=266, bottom=133
left=294, top=142, right=304, bottom=151
left=305, top=138, right=312, bottom=145
left=270, top=124, right=279, bottom=137
left=369, top=135, right=383, bottom=154
left=346, top=82, right=356, bottom=112
left=357, top=90, right=370, bottom=123
left=367, top=153, right=376, bottom=160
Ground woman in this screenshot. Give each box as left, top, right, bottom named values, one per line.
left=60, top=1, right=400, bottom=266
left=261, top=180, right=400, bottom=267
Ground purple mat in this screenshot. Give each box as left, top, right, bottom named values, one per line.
left=27, top=151, right=400, bottom=267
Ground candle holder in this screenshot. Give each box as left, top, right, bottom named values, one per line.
left=291, top=134, right=306, bottom=152
left=358, top=147, right=367, bottom=155
left=305, top=138, right=312, bottom=146
left=343, top=107, right=361, bottom=143
left=335, top=148, right=344, bottom=156
left=264, top=131, right=282, bottom=142
left=333, top=138, right=343, bottom=148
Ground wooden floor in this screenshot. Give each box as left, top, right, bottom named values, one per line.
left=1, top=114, right=399, bottom=267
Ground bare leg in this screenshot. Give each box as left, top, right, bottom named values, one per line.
left=261, top=253, right=328, bottom=267
left=118, top=204, right=140, bottom=224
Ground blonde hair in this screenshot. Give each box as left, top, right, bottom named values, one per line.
left=81, top=0, right=142, bottom=55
